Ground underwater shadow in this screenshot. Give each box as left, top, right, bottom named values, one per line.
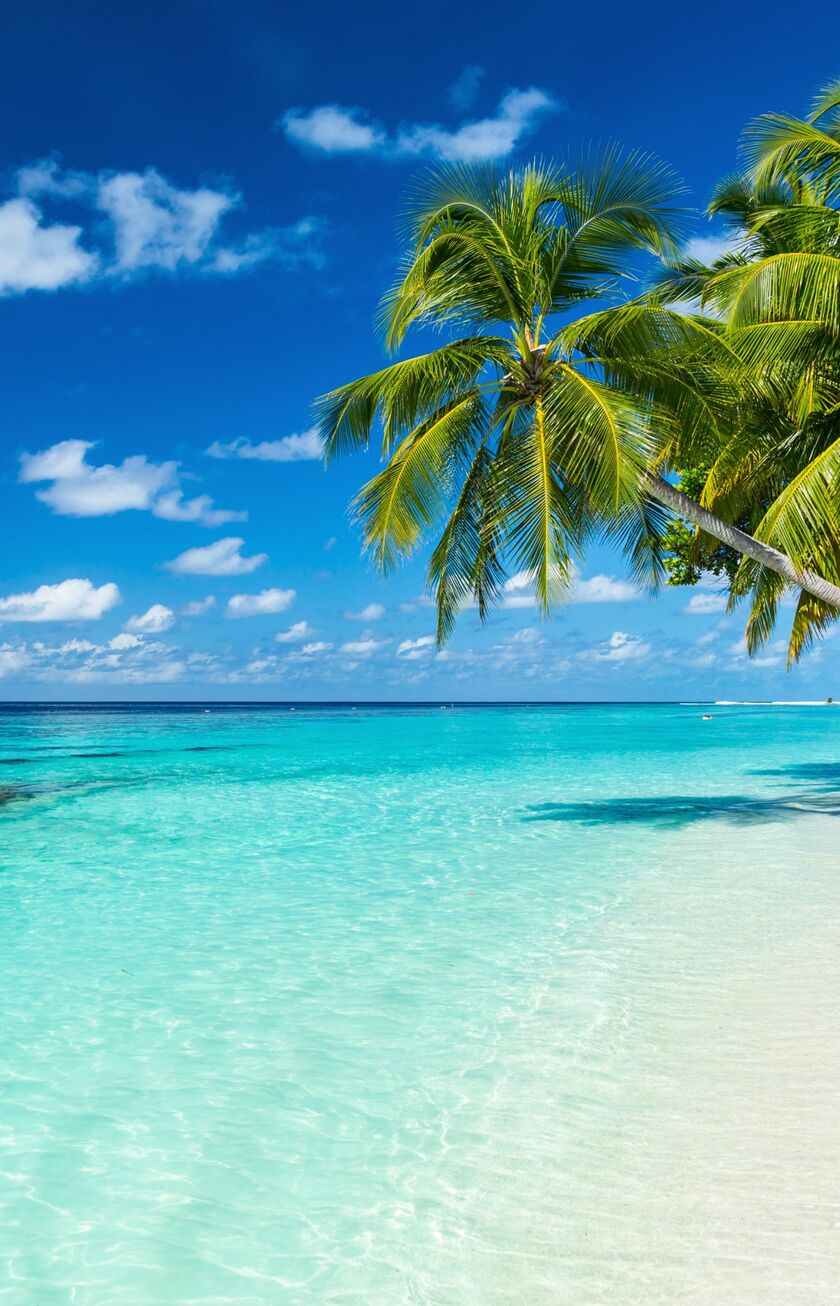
left=0, top=784, right=32, bottom=807
left=524, top=791, right=840, bottom=829
left=751, top=760, right=840, bottom=784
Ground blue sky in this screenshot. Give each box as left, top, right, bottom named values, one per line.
left=1, top=0, right=839, bottom=700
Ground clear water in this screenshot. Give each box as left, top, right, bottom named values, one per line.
left=1, top=703, right=839, bottom=1304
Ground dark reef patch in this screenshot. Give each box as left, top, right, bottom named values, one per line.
left=525, top=791, right=840, bottom=829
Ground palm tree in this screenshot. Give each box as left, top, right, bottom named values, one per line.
left=316, top=149, right=840, bottom=644
left=601, top=79, right=840, bottom=660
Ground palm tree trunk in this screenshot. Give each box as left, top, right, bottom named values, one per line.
left=643, top=473, right=840, bottom=609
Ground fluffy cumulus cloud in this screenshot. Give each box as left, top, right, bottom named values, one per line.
left=581, top=630, right=652, bottom=663
left=3, top=632, right=191, bottom=684
left=181, top=595, right=216, bottom=616
left=399, top=594, right=436, bottom=613
left=397, top=635, right=436, bottom=660
left=0, top=197, right=98, bottom=294
left=0, top=578, right=120, bottom=623
left=340, top=638, right=390, bottom=657
left=206, top=429, right=323, bottom=463
left=225, top=587, right=295, bottom=617
left=125, top=604, right=175, bottom=633
left=20, top=439, right=244, bottom=526
left=280, top=87, right=558, bottom=162
left=572, top=575, right=640, bottom=603
left=345, top=602, right=386, bottom=621
left=728, top=637, right=787, bottom=670
left=397, top=89, right=557, bottom=162
left=0, top=644, right=31, bottom=676
left=501, top=572, right=540, bottom=609
left=684, top=590, right=728, bottom=615
left=97, top=170, right=234, bottom=273
left=165, top=537, right=268, bottom=577
left=0, top=158, right=326, bottom=295
left=276, top=620, right=314, bottom=643
left=683, top=233, right=738, bottom=265
left=58, top=638, right=97, bottom=653
left=282, top=105, right=387, bottom=154
left=502, top=569, right=638, bottom=609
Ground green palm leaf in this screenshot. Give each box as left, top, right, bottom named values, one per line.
left=353, top=391, right=486, bottom=571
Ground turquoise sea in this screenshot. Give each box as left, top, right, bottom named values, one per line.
left=1, top=702, right=839, bottom=1304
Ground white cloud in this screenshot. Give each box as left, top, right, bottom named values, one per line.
left=276, top=620, right=314, bottom=643
left=206, top=429, right=323, bottom=463
left=400, top=594, right=436, bottom=613
left=397, top=635, right=436, bottom=660
left=16, top=159, right=89, bottom=200
left=21, top=439, right=173, bottom=514
left=582, top=630, right=652, bottom=663
left=282, top=105, right=387, bottom=153
left=397, top=88, right=557, bottom=162
left=345, top=602, right=386, bottom=621
left=0, top=644, right=30, bottom=676
left=280, top=87, right=558, bottom=162
left=226, top=587, right=295, bottom=617
left=501, top=572, right=539, bottom=609
left=299, top=641, right=331, bottom=655
left=210, top=218, right=327, bottom=274
left=502, top=568, right=638, bottom=609
left=727, top=636, right=786, bottom=670
left=0, top=578, right=120, bottom=623
left=97, top=169, right=233, bottom=273
left=166, top=537, right=268, bottom=577
left=125, top=604, right=175, bottom=633
left=181, top=595, right=216, bottom=616
left=0, top=628, right=230, bottom=686
left=0, top=197, right=97, bottom=295
left=20, top=439, right=243, bottom=525
left=243, top=657, right=278, bottom=675
left=340, top=638, right=390, bottom=656
left=572, top=574, right=639, bottom=603
left=683, top=234, right=737, bottom=265
left=684, top=591, right=728, bottom=615
left=152, top=491, right=245, bottom=526
left=1, top=159, right=326, bottom=294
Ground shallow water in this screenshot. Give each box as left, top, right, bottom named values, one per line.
left=1, top=703, right=839, bottom=1303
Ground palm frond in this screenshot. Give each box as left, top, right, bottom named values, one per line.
left=427, top=445, right=505, bottom=642
left=316, top=337, right=508, bottom=460
left=743, top=112, right=840, bottom=201
left=547, top=363, right=654, bottom=514
left=751, top=435, right=840, bottom=564
left=602, top=494, right=672, bottom=592
left=555, top=144, right=689, bottom=262
left=493, top=397, right=579, bottom=611
left=352, top=391, right=486, bottom=571
left=787, top=587, right=840, bottom=664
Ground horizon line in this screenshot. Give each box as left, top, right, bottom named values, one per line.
left=1, top=698, right=830, bottom=708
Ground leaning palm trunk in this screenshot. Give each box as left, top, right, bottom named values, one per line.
left=644, top=474, right=840, bottom=608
